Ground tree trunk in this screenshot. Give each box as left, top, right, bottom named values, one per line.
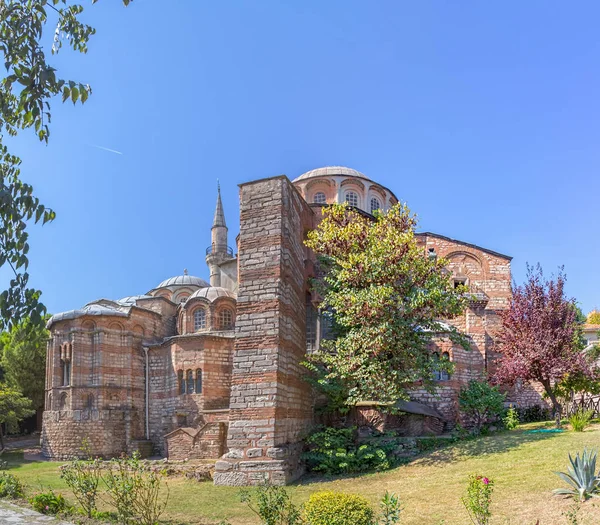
left=0, top=424, right=4, bottom=452
left=542, top=381, right=562, bottom=428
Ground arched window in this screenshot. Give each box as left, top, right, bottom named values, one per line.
left=194, top=308, right=206, bottom=331
left=432, top=353, right=441, bottom=381
left=219, top=309, right=234, bottom=330
left=178, top=370, right=185, bottom=395
left=313, top=192, right=326, bottom=204
left=195, top=369, right=203, bottom=394
left=370, top=197, right=381, bottom=214
left=86, top=394, right=94, bottom=410
left=345, top=191, right=359, bottom=208
left=59, top=392, right=68, bottom=410
left=440, top=352, right=451, bottom=381
left=186, top=370, right=194, bottom=394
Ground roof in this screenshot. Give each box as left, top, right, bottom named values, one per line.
left=154, top=274, right=209, bottom=289
left=213, top=183, right=226, bottom=228
left=584, top=324, right=600, bottom=332
left=116, top=295, right=153, bottom=306
left=47, top=303, right=128, bottom=329
left=188, top=286, right=236, bottom=302
left=293, top=166, right=370, bottom=183
left=416, top=232, right=512, bottom=261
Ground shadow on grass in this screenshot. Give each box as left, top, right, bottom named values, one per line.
left=1, top=451, right=38, bottom=468
left=294, top=428, right=559, bottom=486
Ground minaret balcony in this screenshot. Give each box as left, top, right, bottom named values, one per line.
left=206, top=245, right=234, bottom=257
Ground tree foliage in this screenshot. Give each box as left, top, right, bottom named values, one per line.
left=458, top=380, right=505, bottom=433
left=492, top=265, right=589, bottom=426
left=0, top=384, right=35, bottom=449
left=0, top=0, right=131, bottom=330
left=587, top=310, right=600, bottom=325
left=304, top=203, right=467, bottom=405
left=0, top=315, right=49, bottom=411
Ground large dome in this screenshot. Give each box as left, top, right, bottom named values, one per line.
left=293, top=166, right=370, bottom=183
left=155, top=275, right=209, bottom=289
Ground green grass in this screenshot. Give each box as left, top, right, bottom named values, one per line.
left=4, top=423, right=600, bottom=524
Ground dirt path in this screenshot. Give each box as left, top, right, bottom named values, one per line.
left=0, top=501, right=74, bottom=524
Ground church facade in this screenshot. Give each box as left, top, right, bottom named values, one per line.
left=42, top=167, right=538, bottom=485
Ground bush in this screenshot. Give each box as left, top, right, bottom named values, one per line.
left=0, top=471, right=25, bottom=499
left=459, top=381, right=505, bottom=433
left=302, top=426, right=395, bottom=475
left=462, top=474, right=494, bottom=525
left=60, top=456, right=102, bottom=518
left=304, top=491, right=375, bottom=525
left=30, top=490, right=67, bottom=515
left=554, top=449, right=600, bottom=501
left=569, top=409, right=594, bottom=432
left=518, top=405, right=551, bottom=423
left=379, top=491, right=403, bottom=525
left=239, top=484, right=302, bottom=525
left=502, top=406, right=519, bottom=430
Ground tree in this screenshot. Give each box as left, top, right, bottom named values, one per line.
left=0, top=0, right=131, bottom=331
left=492, top=265, right=588, bottom=427
left=304, top=203, right=467, bottom=405
left=458, top=380, right=505, bottom=433
left=587, top=310, right=600, bottom=325
left=0, top=384, right=35, bottom=450
left=0, top=316, right=49, bottom=416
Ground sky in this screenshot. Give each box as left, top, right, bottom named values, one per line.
left=3, top=1, right=600, bottom=316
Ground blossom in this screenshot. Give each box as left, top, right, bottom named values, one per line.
left=482, top=477, right=490, bottom=485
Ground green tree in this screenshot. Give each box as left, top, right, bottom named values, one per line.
left=458, top=380, right=505, bottom=433
left=0, top=0, right=131, bottom=331
left=0, top=384, right=35, bottom=449
left=0, top=316, right=49, bottom=414
left=304, top=203, right=467, bottom=405
left=587, top=310, right=600, bottom=325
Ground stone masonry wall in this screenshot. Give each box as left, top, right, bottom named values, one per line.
left=214, top=176, right=315, bottom=486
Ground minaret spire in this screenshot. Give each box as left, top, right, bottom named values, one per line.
left=213, top=179, right=226, bottom=228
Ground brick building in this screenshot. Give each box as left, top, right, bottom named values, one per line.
left=42, top=166, right=538, bottom=485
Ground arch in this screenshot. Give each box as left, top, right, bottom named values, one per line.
left=177, top=370, right=185, bottom=395
left=344, top=190, right=360, bottom=208
left=195, top=369, right=203, bottom=394
left=340, top=178, right=366, bottom=191
left=81, top=320, right=96, bottom=331
left=218, top=308, right=234, bottom=330
left=440, top=352, right=451, bottom=381
left=59, top=392, right=68, bottom=410
left=368, top=184, right=387, bottom=200
left=186, top=370, right=194, bottom=394
left=193, top=307, right=207, bottom=331
left=432, top=352, right=441, bottom=381
left=173, top=292, right=191, bottom=305
left=305, top=178, right=334, bottom=191
left=108, top=321, right=124, bottom=332
left=132, top=325, right=145, bottom=337
left=370, top=196, right=381, bottom=215
left=313, top=192, right=326, bottom=204
left=85, top=393, right=95, bottom=410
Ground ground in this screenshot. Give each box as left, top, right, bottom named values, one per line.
left=3, top=423, right=600, bottom=524
left=0, top=501, right=74, bottom=524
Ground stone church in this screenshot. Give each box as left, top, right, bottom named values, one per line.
left=42, top=166, right=535, bottom=485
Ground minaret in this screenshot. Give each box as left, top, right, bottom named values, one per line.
left=206, top=182, right=233, bottom=287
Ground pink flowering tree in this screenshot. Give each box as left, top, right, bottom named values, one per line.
left=492, top=265, right=588, bottom=427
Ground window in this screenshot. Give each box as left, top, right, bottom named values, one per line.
left=313, top=192, right=326, bottom=204
left=177, top=295, right=188, bottom=304
left=440, top=352, right=451, bottom=381
left=345, top=191, right=359, bottom=207
left=195, top=369, right=203, bottom=394
left=86, top=394, right=94, bottom=410
left=178, top=370, right=185, bottom=395
left=219, top=309, right=234, bottom=330
left=427, top=247, right=437, bottom=260
left=370, top=197, right=381, bottom=214
left=432, top=353, right=441, bottom=381
left=186, top=370, right=194, bottom=394
left=61, top=359, right=71, bottom=386
left=59, top=392, right=68, bottom=410
left=453, top=278, right=467, bottom=290
left=194, top=308, right=206, bottom=331
left=306, top=294, right=317, bottom=352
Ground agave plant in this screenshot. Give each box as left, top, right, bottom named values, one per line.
left=554, top=449, right=600, bottom=501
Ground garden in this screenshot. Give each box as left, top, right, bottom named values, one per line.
left=2, top=415, right=600, bottom=525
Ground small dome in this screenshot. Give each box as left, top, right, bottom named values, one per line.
left=155, top=275, right=209, bottom=289
left=188, top=286, right=236, bottom=303
left=117, top=295, right=153, bottom=306
left=293, top=166, right=370, bottom=183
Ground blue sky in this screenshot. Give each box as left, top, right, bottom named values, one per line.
left=4, top=1, right=600, bottom=315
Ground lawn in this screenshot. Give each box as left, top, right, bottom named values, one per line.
left=4, top=423, right=600, bottom=524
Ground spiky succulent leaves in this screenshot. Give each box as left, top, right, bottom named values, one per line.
left=554, top=449, right=600, bottom=501
left=304, top=203, right=468, bottom=405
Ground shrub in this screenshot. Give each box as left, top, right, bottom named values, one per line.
left=518, top=405, right=551, bottom=423
left=102, top=452, right=169, bottom=525
left=0, top=471, right=24, bottom=499
left=304, top=491, right=375, bottom=525
left=302, top=426, right=395, bottom=475
left=379, top=491, right=402, bottom=525
left=30, top=490, right=67, bottom=515
left=502, top=406, right=519, bottom=430
left=554, top=449, right=600, bottom=501
left=239, top=484, right=302, bottom=525
left=462, top=474, right=494, bottom=525
left=569, top=409, right=594, bottom=432
left=459, top=381, right=505, bottom=433
left=60, top=456, right=102, bottom=518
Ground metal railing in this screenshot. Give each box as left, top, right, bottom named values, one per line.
left=206, top=245, right=234, bottom=256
